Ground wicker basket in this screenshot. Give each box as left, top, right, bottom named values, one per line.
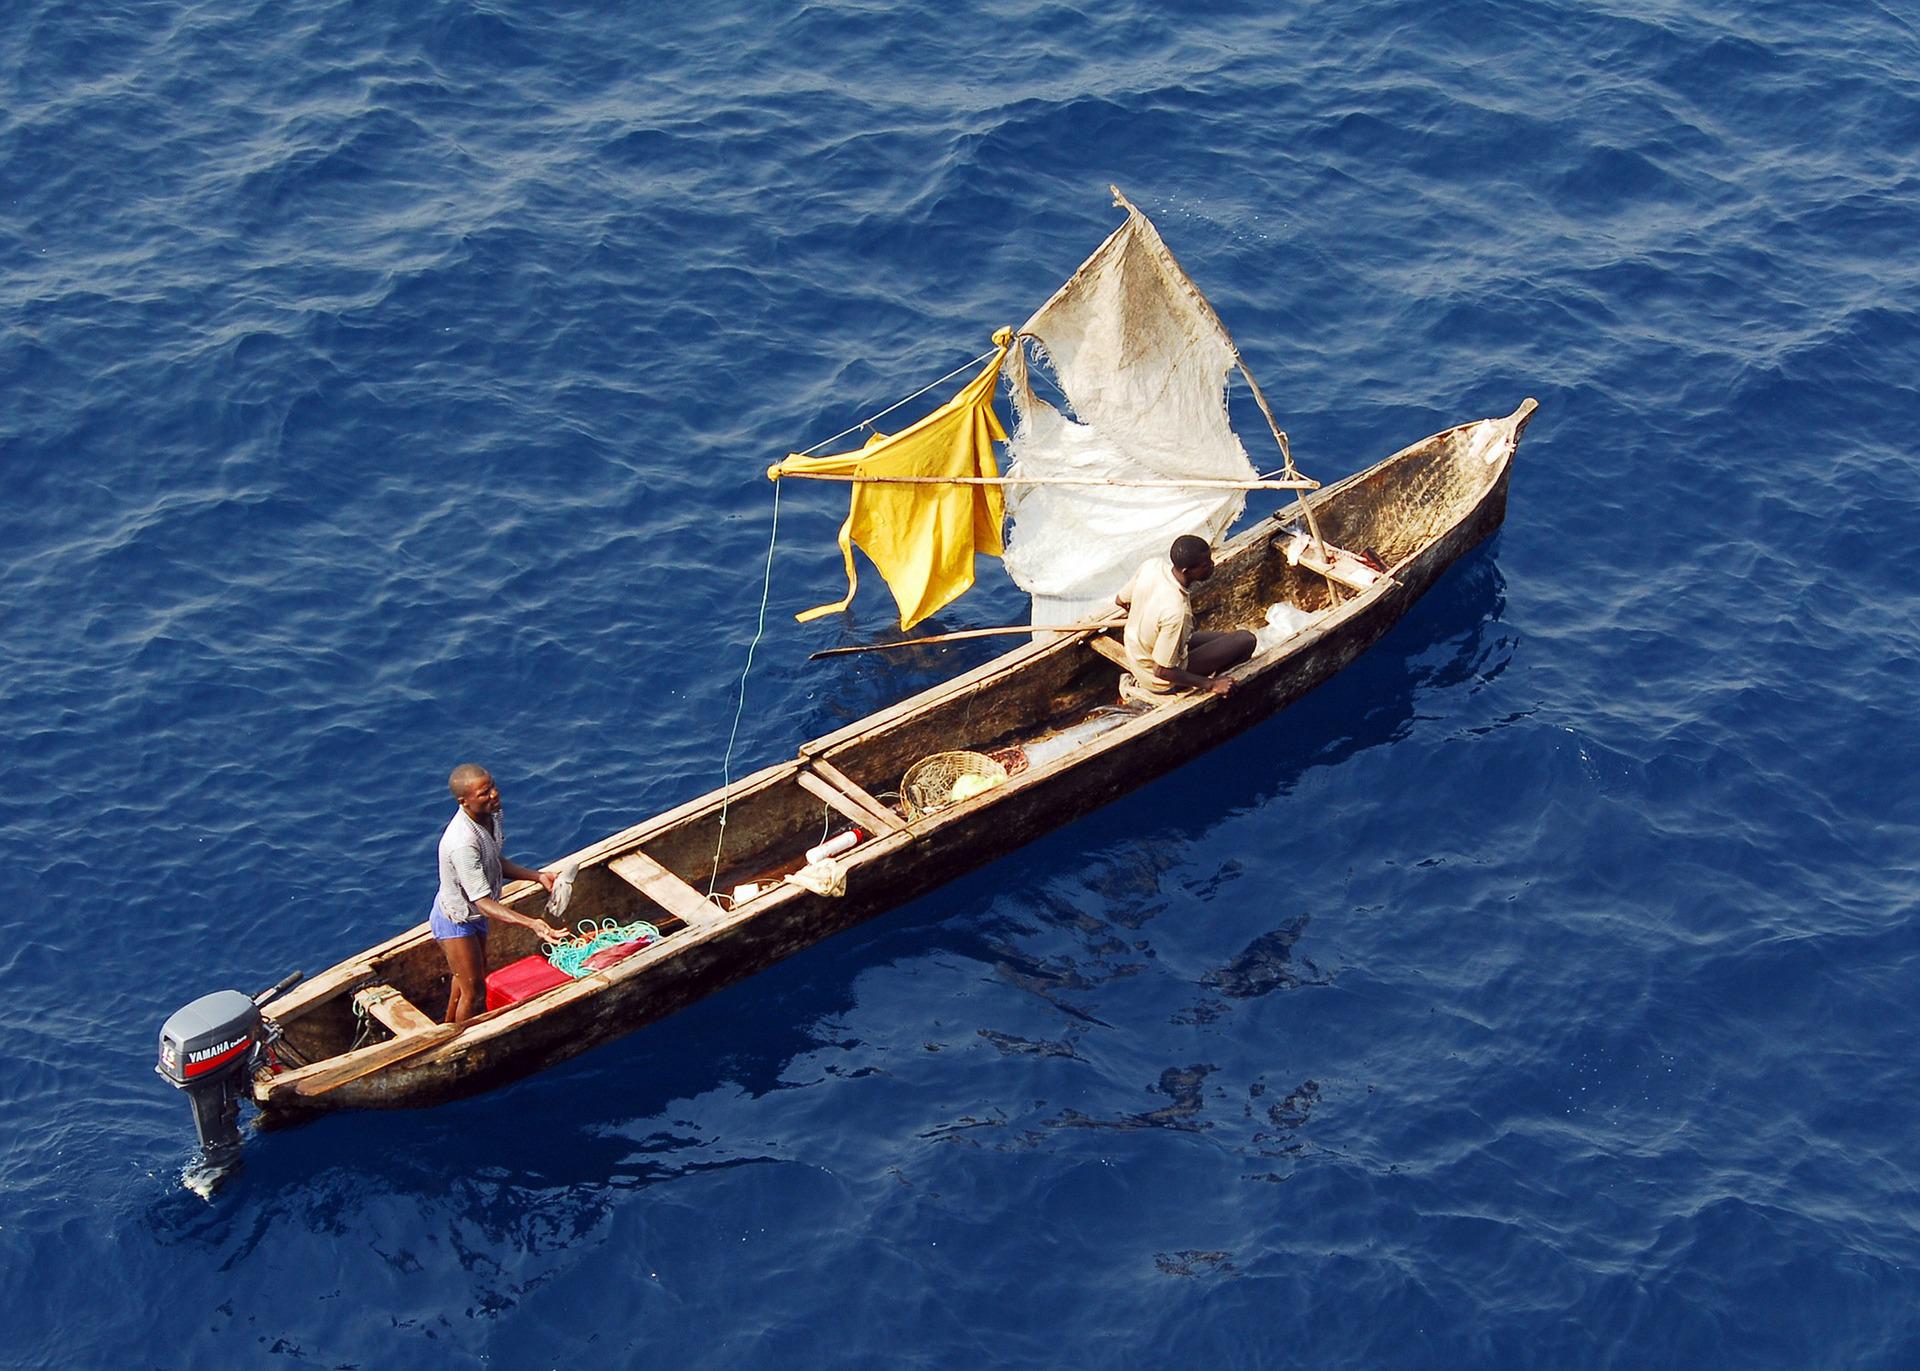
left=901, top=750, right=1009, bottom=819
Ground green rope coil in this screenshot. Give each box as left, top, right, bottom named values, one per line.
left=544, top=917, right=661, bottom=979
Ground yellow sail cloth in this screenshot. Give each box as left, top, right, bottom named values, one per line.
left=770, top=334, right=1011, bottom=630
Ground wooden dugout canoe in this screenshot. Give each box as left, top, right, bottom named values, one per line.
left=251, top=398, right=1537, bottom=1122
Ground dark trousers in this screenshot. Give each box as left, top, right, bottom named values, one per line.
left=1188, top=629, right=1257, bottom=676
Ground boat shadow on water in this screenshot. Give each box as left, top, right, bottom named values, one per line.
left=916, top=546, right=1513, bottom=1020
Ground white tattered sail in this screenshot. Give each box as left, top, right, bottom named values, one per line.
left=1004, top=192, right=1259, bottom=624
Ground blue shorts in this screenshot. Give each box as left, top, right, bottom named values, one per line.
left=430, top=900, right=487, bottom=941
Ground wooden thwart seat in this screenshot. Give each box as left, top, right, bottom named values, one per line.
left=799, top=757, right=905, bottom=835
left=608, top=849, right=719, bottom=924
left=351, top=982, right=438, bottom=1036
left=1088, top=634, right=1131, bottom=671
left=1291, top=538, right=1390, bottom=594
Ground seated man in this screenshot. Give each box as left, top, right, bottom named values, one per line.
left=1113, top=535, right=1256, bottom=703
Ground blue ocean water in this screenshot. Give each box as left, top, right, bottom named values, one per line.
left=4, top=0, right=1919, bottom=1365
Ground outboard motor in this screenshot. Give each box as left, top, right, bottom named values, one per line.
left=157, top=972, right=301, bottom=1182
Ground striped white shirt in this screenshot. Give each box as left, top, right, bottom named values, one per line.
left=436, top=808, right=504, bottom=925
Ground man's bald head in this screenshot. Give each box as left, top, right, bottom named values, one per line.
left=448, top=762, right=491, bottom=800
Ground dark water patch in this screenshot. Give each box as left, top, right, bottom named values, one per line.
left=977, top=1029, right=1081, bottom=1060
left=1202, top=915, right=1332, bottom=999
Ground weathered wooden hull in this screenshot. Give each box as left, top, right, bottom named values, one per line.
left=253, top=399, right=1536, bottom=1122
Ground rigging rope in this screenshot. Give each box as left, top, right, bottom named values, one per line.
left=703, top=348, right=994, bottom=894
left=709, top=477, right=782, bottom=896
left=796, top=347, right=999, bottom=456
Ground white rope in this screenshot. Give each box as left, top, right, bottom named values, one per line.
left=797, top=347, right=998, bottom=456
left=709, top=479, right=783, bottom=896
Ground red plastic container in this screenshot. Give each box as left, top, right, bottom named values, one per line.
left=484, top=955, right=571, bottom=1011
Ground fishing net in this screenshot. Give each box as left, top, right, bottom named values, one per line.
left=545, top=918, right=661, bottom=979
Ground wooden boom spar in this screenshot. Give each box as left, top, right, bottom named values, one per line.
left=809, top=621, right=1121, bottom=659
left=766, top=470, right=1317, bottom=491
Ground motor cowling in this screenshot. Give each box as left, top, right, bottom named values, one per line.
left=157, top=990, right=264, bottom=1174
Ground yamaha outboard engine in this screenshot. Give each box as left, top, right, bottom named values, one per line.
left=157, top=972, right=301, bottom=1185
left=157, top=990, right=261, bottom=1169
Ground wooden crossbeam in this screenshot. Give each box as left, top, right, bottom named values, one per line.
left=803, top=757, right=905, bottom=835
left=351, top=983, right=438, bottom=1036
left=1294, top=542, right=1390, bottom=594
left=607, top=849, right=719, bottom=924
left=1088, top=634, right=1131, bottom=670
left=797, top=770, right=886, bottom=835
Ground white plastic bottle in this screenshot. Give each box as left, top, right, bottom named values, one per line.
left=805, top=827, right=865, bottom=865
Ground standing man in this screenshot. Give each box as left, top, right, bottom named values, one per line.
left=433, top=763, right=569, bottom=1024
left=1113, top=535, right=1256, bottom=703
